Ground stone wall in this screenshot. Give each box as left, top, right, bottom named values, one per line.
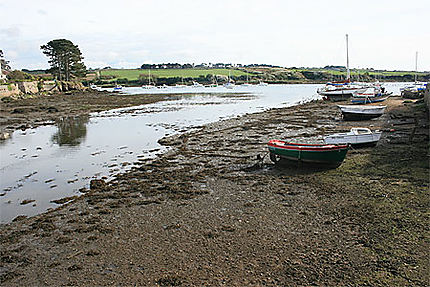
left=0, top=80, right=85, bottom=98
left=0, top=84, right=21, bottom=97
left=424, top=83, right=429, bottom=112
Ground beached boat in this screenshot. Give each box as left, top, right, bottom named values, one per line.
left=351, top=88, right=388, bottom=104
left=337, top=105, right=386, bottom=121
left=318, top=82, right=367, bottom=101
left=324, top=128, right=382, bottom=146
left=400, top=82, right=427, bottom=99
left=318, top=34, right=369, bottom=101
left=268, top=140, right=348, bottom=168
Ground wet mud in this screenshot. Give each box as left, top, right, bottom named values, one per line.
left=0, top=91, right=173, bottom=133
left=0, top=95, right=428, bottom=286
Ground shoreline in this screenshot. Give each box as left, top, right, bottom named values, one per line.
left=0, top=94, right=428, bottom=285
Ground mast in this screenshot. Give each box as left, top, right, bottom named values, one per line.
left=346, top=34, right=350, bottom=81
left=415, top=51, right=418, bottom=83
left=148, top=69, right=151, bottom=86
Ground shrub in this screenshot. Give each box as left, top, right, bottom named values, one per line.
left=7, top=70, right=34, bottom=81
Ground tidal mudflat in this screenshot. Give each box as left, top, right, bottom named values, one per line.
left=0, top=89, right=428, bottom=285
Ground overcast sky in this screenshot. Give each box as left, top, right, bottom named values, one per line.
left=1, top=0, right=429, bottom=71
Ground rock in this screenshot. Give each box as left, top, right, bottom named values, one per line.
left=20, top=199, right=36, bottom=205
left=0, top=131, right=10, bottom=140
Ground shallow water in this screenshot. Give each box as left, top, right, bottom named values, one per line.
left=0, top=83, right=404, bottom=223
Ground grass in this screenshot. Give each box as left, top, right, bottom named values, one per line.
left=301, top=68, right=426, bottom=77
left=100, top=68, right=251, bottom=81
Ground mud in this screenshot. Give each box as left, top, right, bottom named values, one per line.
left=0, top=95, right=428, bottom=286
left=0, top=91, right=173, bottom=133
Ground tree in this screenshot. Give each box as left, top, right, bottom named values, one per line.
left=0, top=49, right=11, bottom=71
left=41, top=39, right=86, bottom=81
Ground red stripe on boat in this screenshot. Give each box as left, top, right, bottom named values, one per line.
left=268, top=140, right=348, bottom=151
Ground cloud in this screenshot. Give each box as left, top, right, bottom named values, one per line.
left=0, top=26, right=21, bottom=38
left=37, top=9, right=47, bottom=15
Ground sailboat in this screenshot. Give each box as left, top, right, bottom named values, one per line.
left=241, top=73, right=251, bottom=86
left=258, top=81, right=268, bottom=86
left=207, top=74, right=218, bottom=87
left=174, top=77, right=187, bottom=88
left=317, top=34, right=367, bottom=101
left=223, top=71, right=235, bottom=89
left=142, top=70, right=156, bottom=89
left=400, top=51, right=428, bottom=98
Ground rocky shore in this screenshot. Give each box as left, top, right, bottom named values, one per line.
left=0, top=94, right=428, bottom=286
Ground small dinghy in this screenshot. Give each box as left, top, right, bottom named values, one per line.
left=113, top=85, right=123, bottom=92
left=351, top=87, right=388, bottom=104
left=324, top=128, right=382, bottom=147
left=268, top=140, right=348, bottom=168
left=337, top=105, right=386, bottom=121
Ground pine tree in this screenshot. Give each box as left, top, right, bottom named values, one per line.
left=41, top=39, right=86, bottom=81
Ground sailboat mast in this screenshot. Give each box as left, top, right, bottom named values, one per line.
left=148, top=70, right=151, bottom=86
left=415, top=51, right=418, bottom=82
left=346, top=34, right=350, bottom=81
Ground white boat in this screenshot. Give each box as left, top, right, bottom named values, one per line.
left=337, top=105, right=386, bottom=121
left=90, top=84, right=99, bottom=90
left=242, top=73, right=251, bottom=86
left=142, top=70, right=156, bottom=89
left=258, top=81, right=268, bottom=86
left=400, top=52, right=427, bottom=98
left=223, top=82, right=234, bottom=89
left=192, top=81, right=203, bottom=88
left=324, top=128, right=382, bottom=146
left=317, top=34, right=368, bottom=101
left=224, top=71, right=235, bottom=89
left=318, top=83, right=367, bottom=100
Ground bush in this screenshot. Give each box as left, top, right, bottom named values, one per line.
left=7, top=70, right=34, bottom=81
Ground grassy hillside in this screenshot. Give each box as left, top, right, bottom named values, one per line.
left=89, top=67, right=429, bottom=86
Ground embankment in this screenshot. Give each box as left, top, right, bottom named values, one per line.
left=0, top=81, right=85, bottom=98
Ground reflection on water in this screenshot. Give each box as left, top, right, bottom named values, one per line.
left=52, top=116, right=89, bottom=146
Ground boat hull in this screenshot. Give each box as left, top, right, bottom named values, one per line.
left=341, top=112, right=383, bottom=121
left=319, top=87, right=367, bottom=101
left=351, top=96, right=387, bottom=104
left=268, top=141, right=348, bottom=168
left=324, top=132, right=382, bottom=146
left=338, top=105, right=386, bottom=121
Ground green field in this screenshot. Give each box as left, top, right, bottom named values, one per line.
left=302, top=68, right=426, bottom=77
left=100, top=68, right=250, bottom=81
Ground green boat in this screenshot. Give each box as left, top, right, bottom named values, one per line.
left=268, top=140, right=348, bottom=168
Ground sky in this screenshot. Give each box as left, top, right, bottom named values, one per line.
left=1, top=0, right=429, bottom=71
